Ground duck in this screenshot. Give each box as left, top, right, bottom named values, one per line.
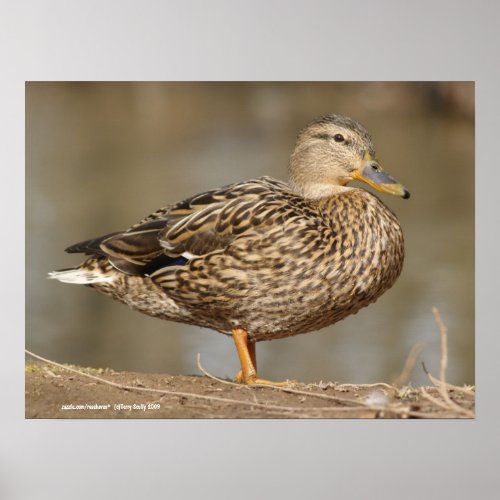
left=49, top=114, right=410, bottom=385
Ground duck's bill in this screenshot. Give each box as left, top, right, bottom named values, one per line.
left=353, top=161, right=410, bottom=199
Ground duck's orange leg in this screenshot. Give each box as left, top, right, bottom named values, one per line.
left=232, top=328, right=290, bottom=386
left=233, top=330, right=257, bottom=383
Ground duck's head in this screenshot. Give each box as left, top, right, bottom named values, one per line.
left=289, top=114, right=410, bottom=200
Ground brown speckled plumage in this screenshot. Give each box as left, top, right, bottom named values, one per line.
left=50, top=114, right=409, bottom=382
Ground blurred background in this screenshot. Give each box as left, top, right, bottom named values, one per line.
left=26, top=82, right=474, bottom=386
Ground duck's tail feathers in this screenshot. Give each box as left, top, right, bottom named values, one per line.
left=47, top=267, right=115, bottom=285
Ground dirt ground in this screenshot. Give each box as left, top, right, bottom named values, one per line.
left=25, top=360, right=475, bottom=419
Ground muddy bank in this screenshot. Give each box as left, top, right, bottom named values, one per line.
left=25, top=361, right=474, bottom=419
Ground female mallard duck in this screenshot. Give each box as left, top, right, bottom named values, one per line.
left=50, top=114, right=409, bottom=384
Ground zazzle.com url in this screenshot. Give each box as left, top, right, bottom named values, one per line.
left=61, top=403, right=111, bottom=411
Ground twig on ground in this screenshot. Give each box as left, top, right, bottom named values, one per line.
left=420, top=387, right=455, bottom=414
left=392, top=343, right=424, bottom=388
left=424, top=369, right=475, bottom=395
left=334, top=382, right=395, bottom=391
left=195, top=353, right=240, bottom=387
left=425, top=308, right=474, bottom=418
left=433, top=307, right=450, bottom=392
left=196, top=353, right=374, bottom=407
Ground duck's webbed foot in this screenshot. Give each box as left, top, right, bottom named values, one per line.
left=232, top=328, right=293, bottom=386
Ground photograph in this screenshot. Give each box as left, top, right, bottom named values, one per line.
left=25, top=81, right=474, bottom=418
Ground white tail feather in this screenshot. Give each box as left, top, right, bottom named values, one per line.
left=48, top=269, right=115, bottom=285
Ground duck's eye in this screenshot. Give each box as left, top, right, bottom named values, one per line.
left=371, top=164, right=380, bottom=172
left=333, top=134, right=345, bottom=143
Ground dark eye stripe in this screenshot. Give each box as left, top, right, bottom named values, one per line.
left=312, top=133, right=333, bottom=140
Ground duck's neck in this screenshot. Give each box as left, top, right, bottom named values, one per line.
left=290, top=181, right=353, bottom=200
left=288, top=145, right=351, bottom=200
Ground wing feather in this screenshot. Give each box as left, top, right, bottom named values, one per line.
left=64, top=176, right=294, bottom=276
left=158, top=177, right=291, bottom=256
